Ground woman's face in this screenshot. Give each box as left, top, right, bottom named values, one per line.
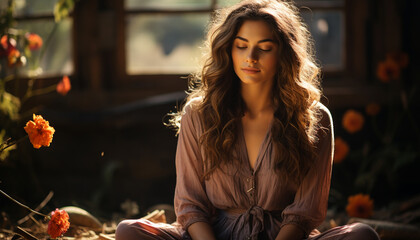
left=231, top=20, right=279, bottom=87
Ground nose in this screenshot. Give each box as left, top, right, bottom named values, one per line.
left=246, top=47, right=258, bottom=64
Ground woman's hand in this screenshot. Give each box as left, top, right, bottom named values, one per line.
left=188, top=221, right=217, bottom=240
left=275, top=224, right=305, bottom=240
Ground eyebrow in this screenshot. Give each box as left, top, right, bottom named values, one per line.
left=235, top=36, right=275, bottom=43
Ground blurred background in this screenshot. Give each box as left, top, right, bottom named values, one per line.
left=0, top=0, right=419, bottom=227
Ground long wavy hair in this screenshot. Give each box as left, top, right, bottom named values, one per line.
left=168, top=0, right=322, bottom=184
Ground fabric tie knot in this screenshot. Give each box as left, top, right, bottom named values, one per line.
left=246, top=206, right=265, bottom=239
left=230, top=206, right=266, bottom=240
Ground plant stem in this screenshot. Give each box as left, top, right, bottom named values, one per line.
left=18, top=191, right=54, bottom=225
left=0, top=135, right=28, bottom=153
left=21, top=83, right=57, bottom=103
left=0, top=189, right=48, bottom=218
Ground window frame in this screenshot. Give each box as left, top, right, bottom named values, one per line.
left=114, top=1, right=220, bottom=93
left=116, top=0, right=353, bottom=92
left=297, top=0, right=347, bottom=78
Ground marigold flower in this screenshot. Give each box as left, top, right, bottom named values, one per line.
left=0, top=35, right=17, bottom=57
left=333, top=137, right=349, bottom=163
left=24, top=114, right=55, bottom=149
left=376, top=59, right=400, bottom=82
left=0, top=35, right=8, bottom=49
left=56, top=75, right=71, bottom=96
left=386, top=52, right=409, bottom=68
left=365, top=103, right=381, bottom=116
left=25, top=33, right=43, bottom=50
left=7, top=48, right=20, bottom=67
left=346, top=194, right=374, bottom=218
left=342, top=110, right=365, bottom=134
left=47, top=209, right=70, bottom=239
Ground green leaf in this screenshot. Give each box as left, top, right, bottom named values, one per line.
left=0, top=129, right=16, bottom=161
left=24, top=46, right=31, bottom=59
left=54, top=0, right=75, bottom=23
left=0, top=91, right=21, bottom=120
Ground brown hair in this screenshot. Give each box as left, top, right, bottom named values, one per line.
left=168, top=0, right=322, bottom=184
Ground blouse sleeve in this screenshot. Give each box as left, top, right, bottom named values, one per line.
left=174, top=103, right=214, bottom=231
left=281, top=104, right=334, bottom=237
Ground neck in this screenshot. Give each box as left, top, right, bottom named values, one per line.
left=241, top=82, right=273, bottom=117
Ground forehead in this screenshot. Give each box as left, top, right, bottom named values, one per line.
left=236, top=20, right=275, bottom=40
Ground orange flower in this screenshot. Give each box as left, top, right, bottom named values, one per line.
left=56, top=75, right=71, bottom=96
left=7, top=48, right=20, bottom=67
left=0, top=35, right=8, bottom=50
left=0, top=35, right=17, bottom=57
left=386, top=52, right=409, bottom=68
left=24, top=114, right=55, bottom=149
left=376, top=59, right=400, bottom=82
left=333, top=137, right=349, bottom=163
left=47, top=209, right=70, bottom=239
left=25, top=33, right=43, bottom=50
left=365, top=103, right=381, bottom=116
left=342, top=110, right=365, bottom=134
left=346, top=194, right=374, bottom=218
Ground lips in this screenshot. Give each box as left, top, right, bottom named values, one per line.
left=241, top=67, right=260, bottom=74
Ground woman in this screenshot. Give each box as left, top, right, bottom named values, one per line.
left=116, top=0, right=380, bottom=239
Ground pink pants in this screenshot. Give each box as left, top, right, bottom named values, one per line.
left=115, top=219, right=380, bottom=240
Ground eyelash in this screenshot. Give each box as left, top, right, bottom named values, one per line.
left=236, top=46, right=271, bottom=52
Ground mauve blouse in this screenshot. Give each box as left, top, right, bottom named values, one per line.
left=174, top=99, right=334, bottom=240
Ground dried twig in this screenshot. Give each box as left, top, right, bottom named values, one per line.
left=0, top=136, right=28, bottom=153
left=0, top=190, right=48, bottom=218
left=17, top=191, right=54, bottom=225
left=141, top=209, right=166, bottom=223
left=15, top=226, right=38, bottom=240
left=99, top=233, right=115, bottom=240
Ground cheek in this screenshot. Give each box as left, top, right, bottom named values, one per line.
left=231, top=50, right=243, bottom=72
left=263, top=55, right=278, bottom=74
left=231, top=50, right=240, bottom=65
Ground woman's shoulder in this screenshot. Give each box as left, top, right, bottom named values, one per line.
left=180, top=96, right=204, bottom=131
left=182, top=96, right=203, bottom=115
left=314, top=101, right=333, bottom=130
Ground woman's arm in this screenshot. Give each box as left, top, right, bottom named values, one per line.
left=275, top=224, right=305, bottom=240
left=188, top=222, right=217, bottom=240
left=174, top=102, right=216, bottom=236
left=279, top=104, right=334, bottom=238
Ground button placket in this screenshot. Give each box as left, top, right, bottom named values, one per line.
left=247, top=171, right=256, bottom=205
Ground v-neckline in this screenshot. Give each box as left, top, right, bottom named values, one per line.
left=239, top=120, right=272, bottom=173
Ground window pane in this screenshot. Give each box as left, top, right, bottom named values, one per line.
left=126, top=13, right=209, bottom=74
left=14, top=0, right=57, bottom=16
left=125, top=0, right=211, bottom=9
left=16, top=19, right=73, bottom=76
left=301, top=10, right=344, bottom=70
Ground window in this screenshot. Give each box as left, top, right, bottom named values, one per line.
left=123, top=0, right=345, bottom=76
left=9, top=0, right=73, bottom=77
left=297, top=0, right=345, bottom=73
left=124, top=0, right=241, bottom=75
